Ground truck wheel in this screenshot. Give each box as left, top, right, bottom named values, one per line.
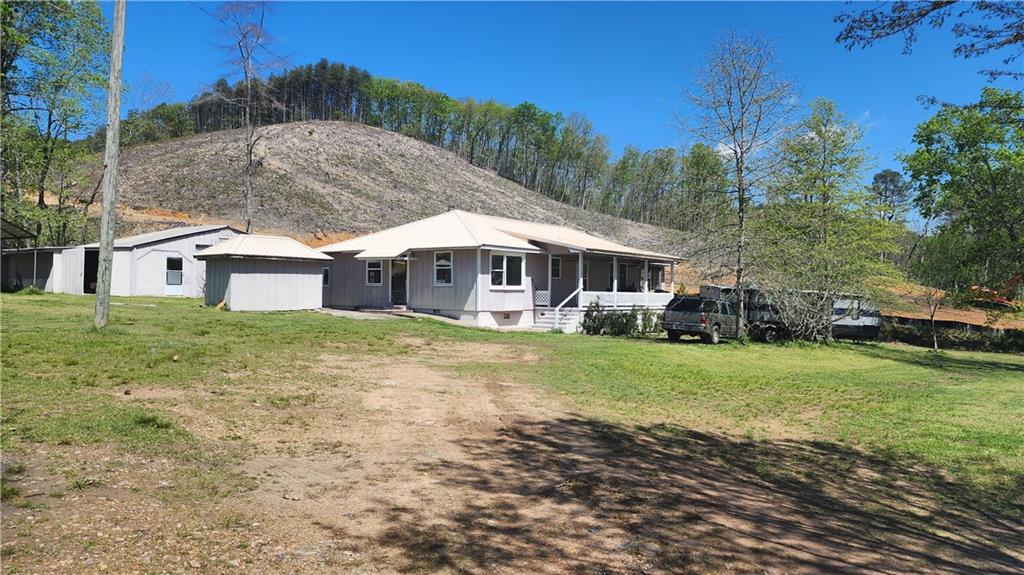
left=667, top=330, right=682, bottom=342
left=762, top=327, right=778, bottom=343
left=708, top=325, right=721, bottom=345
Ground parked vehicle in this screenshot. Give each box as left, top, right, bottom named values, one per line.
left=663, top=296, right=739, bottom=344
left=831, top=298, right=882, bottom=340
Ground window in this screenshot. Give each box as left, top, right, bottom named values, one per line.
left=490, top=253, right=524, bottom=289
left=434, top=251, right=453, bottom=286
left=582, top=260, right=589, bottom=290
left=551, top=257, right=561, bottom=280
left=322, top=267, right=330, bottom=287
left=166, top=257, right=183, bottom=286
left=366, top=260, right=382, bottom=286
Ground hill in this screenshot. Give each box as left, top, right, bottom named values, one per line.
left=102, top=120, right=688, bottom=254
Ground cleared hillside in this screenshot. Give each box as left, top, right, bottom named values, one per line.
left=105, top=120, right=688, bottom=254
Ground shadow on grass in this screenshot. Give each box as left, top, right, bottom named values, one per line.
left=370, top=417, right=1022, bottom=574
left=847, top=343, right=1024, bottom=375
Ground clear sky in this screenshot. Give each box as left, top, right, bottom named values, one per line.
left=110, top=1, right=1017, bottom=179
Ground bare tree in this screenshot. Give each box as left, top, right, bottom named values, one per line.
left=217, top=1, right=271, bottom=233
left=93, top=0, right=126, bottom=329
left=682, top=31, right=795, bottom=337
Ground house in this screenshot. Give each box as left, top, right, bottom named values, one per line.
left=1, top=225, right=243, bottom=296
left=197, top=234, right=332, bottom=311
left=319, top=210, right=679, bottom=330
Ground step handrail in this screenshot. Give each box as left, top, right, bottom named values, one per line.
left=553, top=286, right=582, bottom=331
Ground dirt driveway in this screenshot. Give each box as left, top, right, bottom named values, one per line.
left=2, top=337, right=1021, bottom=574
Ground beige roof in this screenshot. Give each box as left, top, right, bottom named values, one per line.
left=83, top=224, right=239, bottom=249
left=196, top=234, right=331, bottom=261
left=319, top=210, right=677, bottom=261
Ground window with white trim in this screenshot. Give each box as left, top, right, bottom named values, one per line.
left=490, top=253, right=524, bottom=288
left=582, top=260, right=589, bottom=290
left=322, top=267, right=330, bottom=287
left=550, top=257, right=561, bottom=280
left=433, top=251, right=453, bottom=286
left=365, top=260, right=383, bottom=285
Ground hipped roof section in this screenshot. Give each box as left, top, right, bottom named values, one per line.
left=319, top=210, right=678, bottom=262
left=196, top=235, right=331, bottom=261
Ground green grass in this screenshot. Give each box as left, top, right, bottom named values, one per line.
left=2, top=293, right=1022, bottom=501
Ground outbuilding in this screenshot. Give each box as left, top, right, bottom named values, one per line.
left=196, top=235, right=332, bottom=311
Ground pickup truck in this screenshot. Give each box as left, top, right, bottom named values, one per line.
left=663, top=296, right=739, bottom=344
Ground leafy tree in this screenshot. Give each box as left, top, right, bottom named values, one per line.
left=835, top=1, right=1024, bottom=80
left=902, top=87, right=1024, bottom=290
left=1, top=0, right=109, bottom=245
left=684, top=31, right=796, bottom=337
left=754, top=99, right=899, bottom=340
left=868, top=169, right=912, bottom=223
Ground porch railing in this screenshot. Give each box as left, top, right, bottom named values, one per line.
left=580, top=291, right=673, bottom=309
left=554, top=287, right=581, bottom=331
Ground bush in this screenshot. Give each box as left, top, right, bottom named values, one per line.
left=880, top=321, right=1024, bottom=353
left=13, top=286, right=44, bottom=295
left=580, top=301, right=662, bottom=337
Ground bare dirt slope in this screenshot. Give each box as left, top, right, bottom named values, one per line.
left=104, top=121, right=687, bottom=254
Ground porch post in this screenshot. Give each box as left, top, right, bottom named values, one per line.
left=612, top=256, right=618, bottom=307
left=475, top=248, right=482, bottom=312
left=577, top=253, right=584, bottom=306
left=670, top=262, right=676, bottom=294
left=643, top=259, right=649, bottom=306
left=547, top=252, right=552, bottom=306
left=405, top=253, right=411, bottom=309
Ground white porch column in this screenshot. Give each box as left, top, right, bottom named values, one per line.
left=475, top=248, right=482, bottom=312
left=643, top=259, right=649, bottom=306
left=547, top=252, right=552, bottom=306
left=577, top=253, right=584, bottom=303
left=612, top=256, right=618, bottom=307
left=670, top=262, right=676, bottom=294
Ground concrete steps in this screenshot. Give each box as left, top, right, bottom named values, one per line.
left=534, top=308, right=580, bottom=332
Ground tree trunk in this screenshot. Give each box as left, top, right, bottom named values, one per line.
left=94, top=0, right=127, bottom=329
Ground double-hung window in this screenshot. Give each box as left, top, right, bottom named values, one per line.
left=366, top=260, right=383, bottom=286
left=490, top=253, right=523, bottom=289
left=434, top=251, right=453, bottom=286
left=550, top=257, right=561, bottom=280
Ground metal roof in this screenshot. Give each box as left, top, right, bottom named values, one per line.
left=1, top=217, right=36, bottom=241
left=319, top=210, right=678, bottom=261
left=82, top=224, right=239, bottom=249
left=196, top=234, right=331, bottom=261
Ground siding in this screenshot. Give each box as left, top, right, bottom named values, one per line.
left=407, top=249, right=476, bottom=313
left=129, top=228, right=241, bottom=297
left=477, top=249, right=538, bottom=312
left=323, top=253, right=390, bottom=308
left=208, top=258, right=322, bottom=311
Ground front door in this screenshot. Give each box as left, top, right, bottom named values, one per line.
left=391, top=260, right=407, bottom=305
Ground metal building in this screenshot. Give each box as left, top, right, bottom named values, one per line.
left=197, top=235, right=332, bottom=311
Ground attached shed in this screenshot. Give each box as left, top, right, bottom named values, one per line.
left=196, top=235, right=332, bottom=311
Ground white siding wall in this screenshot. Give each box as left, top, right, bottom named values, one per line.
left=128, top=228, right=240, bottom=297
left=477, top=249, right=538, bottom=314
left=59, top=247, right=85, bottom=295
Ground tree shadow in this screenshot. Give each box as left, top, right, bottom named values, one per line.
left=845, top=343, right=1024, bottom=375
left=363, top=417, right=1023, bottom=574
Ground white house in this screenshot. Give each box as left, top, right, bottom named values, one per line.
left=319, top=210, right=680, bottom=330
left=1, top=225, right=243, bottom=297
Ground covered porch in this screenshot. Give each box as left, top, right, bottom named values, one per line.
left=533, top=251, right=676, bottom=311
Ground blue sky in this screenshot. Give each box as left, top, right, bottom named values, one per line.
left=111, top=1, right=1016, bottom=178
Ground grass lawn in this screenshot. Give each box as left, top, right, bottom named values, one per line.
left=4, top=293, right=1021, bottom=499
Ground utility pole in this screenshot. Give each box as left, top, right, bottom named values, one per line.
left=93, top=0, right=127, bottom=329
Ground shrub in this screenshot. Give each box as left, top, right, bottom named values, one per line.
left=880, top=321, right=1024, bottom=353
left=580, top=302, right=662, bottom=337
